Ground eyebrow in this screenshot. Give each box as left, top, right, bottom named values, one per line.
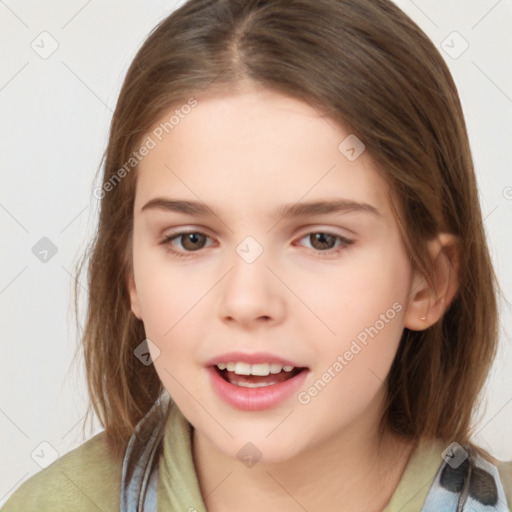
left=141, top=197, right=382, bottom=219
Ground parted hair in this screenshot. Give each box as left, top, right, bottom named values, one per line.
left=74, top=0, right=501, bottom=460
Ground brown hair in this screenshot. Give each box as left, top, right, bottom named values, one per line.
left=74, top=0, right=501, bottom=460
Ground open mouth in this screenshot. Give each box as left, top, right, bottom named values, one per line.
left=213, top=365, right=307, bottom=388
left=207, top=360, right=310, bottom=410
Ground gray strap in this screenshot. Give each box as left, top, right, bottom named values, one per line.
left=120, top=392, right=171, bottom=512
left=421, top=443, right=510, bottom=511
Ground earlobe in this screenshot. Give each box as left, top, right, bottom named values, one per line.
left=404, top=233, right=460, bottom=331
left=127, top=271, right=143, bottom=320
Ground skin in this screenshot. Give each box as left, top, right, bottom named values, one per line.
left=128, top=84, right=458, bottom=511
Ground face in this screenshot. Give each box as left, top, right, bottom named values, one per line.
left=128, top=86, right=420, bottom=464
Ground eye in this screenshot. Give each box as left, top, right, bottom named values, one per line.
left=296, top=232, right=354, bottom=257
left=160, top=231, right=214, bottom=258
left=160, top=230, right=354, bottom=259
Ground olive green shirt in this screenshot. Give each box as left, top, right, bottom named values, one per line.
left=3, top=401, right=512, bottom=511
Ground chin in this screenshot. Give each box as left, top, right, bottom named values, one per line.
left=218, top=430, right=306, bottom=467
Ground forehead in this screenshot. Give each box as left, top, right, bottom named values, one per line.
left=134, top=89, right=391, bottom=220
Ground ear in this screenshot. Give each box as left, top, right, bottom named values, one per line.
left=404, top=233, right=460, bottom=331
left=127, top=270, right=143, bottom=320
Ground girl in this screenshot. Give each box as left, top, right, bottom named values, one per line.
left=3, top=0, right=511, bottom=511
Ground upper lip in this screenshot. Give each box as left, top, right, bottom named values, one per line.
left=206, top=351, right=307, bottom=368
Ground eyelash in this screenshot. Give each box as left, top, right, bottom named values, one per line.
left=159, top=230, right=354, bottom=259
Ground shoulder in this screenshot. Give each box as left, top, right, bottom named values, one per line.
left=1, top=431, right=123, bottom=512
left=388, top=438, right=512, bottom=512
left=451, top=445, right=512, bottom=510
left=468, top=445, right=512, bottom=507
left=494, top=458, right=512, bottom=509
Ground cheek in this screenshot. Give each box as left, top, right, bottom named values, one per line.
left=310, top=249, right=408, bottom=335
left=304, top=240, right=410, bottom=381
left=132, top=237, right=205, bottom=337
left=133, top=258, right=207, bottom=395
left=298, top=262, right=408, bottom=426
left=131, top=252, right=218, bottom=397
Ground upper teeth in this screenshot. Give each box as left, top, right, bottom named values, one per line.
left=216, top=362, right=295, bottom=376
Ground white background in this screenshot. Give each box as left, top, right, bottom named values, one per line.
left=1, top=0, right=511, bottom=505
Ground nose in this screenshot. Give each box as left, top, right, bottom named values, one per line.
left=217, top=248, right=286, bottom=328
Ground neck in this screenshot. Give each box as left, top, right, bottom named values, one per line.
left=191, top=405, right=416, bottom=512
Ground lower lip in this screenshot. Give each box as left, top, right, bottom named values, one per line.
left=208, top=367, right=309, bottom=411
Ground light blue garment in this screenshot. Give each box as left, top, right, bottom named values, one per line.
left=120, top=393, right=510, bottom=512
left=421, top=442, right=510, bottom=511
left=120, top=392, right=170, bottom=512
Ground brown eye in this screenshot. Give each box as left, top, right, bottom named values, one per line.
left=308, top=233, right=338, bottom=250
left=161, top=231, right=213, bottom=258
left=179, top=232, right=208, bottom=251
left=297, top=231, right=354, bottom=258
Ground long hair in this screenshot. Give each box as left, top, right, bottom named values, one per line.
left=74, top=0, right=501, bottom=460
